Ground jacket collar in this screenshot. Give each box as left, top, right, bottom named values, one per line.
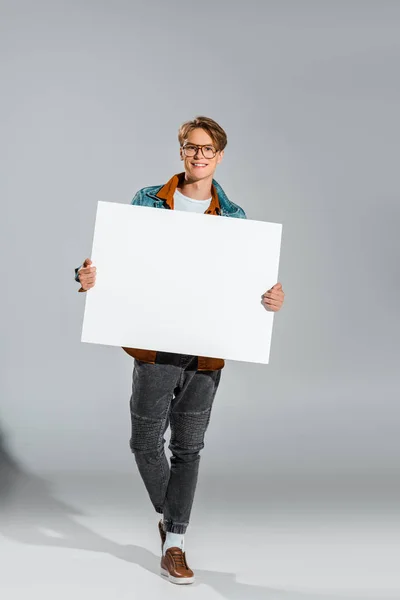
left=155, top=172, right=221, bottom=215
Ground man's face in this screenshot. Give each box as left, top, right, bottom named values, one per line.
left=180, top=128, right=224, bottom=181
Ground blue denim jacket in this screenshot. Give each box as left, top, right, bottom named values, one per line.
left=130, top=177, right=247, bottom=218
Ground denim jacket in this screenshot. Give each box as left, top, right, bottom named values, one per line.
left=75, top=172, right=247, bottom=370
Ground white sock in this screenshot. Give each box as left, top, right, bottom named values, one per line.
left=163, top=531, right=185, bottom=555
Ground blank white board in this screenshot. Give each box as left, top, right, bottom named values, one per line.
left=81, top=202, right=282, bottom=364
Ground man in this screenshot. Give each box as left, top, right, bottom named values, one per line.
left=75, top=116, right=285, bottom=585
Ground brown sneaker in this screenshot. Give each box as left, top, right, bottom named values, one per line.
left=161, top=547, right=195, bottom=585
left=158, top=519, right=166, bottom=553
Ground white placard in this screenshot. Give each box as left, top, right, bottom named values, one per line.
left=81, top=202, right=282, bottom=364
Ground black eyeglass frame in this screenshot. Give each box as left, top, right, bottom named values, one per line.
left=181, top=143, right=218, bottom=159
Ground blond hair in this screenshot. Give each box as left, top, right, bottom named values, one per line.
left=178, top=116, right=227, bottom=151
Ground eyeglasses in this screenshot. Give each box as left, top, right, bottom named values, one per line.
left=181, top=143, right=218, bottom=159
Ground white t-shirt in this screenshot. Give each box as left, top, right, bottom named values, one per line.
left=174, top=188, right=211, bottom=213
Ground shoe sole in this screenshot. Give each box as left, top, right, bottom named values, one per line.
left=160, top=567, right=195, bottom=585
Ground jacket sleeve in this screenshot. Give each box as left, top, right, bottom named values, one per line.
left=232, top=207, right=247, bottom=219
left=75, top=264, right=86, bottom=293
left=130, top=189, right=142, bottom=205
left=75, top=265, right=82, bottom=283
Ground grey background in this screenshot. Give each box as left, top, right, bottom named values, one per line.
left=1, top=0, right=399, bottom=494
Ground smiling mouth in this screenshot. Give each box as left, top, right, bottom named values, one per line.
left=191, top=163, right=208, bottom=168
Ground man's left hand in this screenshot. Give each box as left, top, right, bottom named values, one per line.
left=262, top=283, right=285, bottom=312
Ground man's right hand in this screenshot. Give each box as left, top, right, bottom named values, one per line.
left=78, top=258, right=97, bottom=291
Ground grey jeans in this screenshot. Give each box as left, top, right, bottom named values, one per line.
left=129, top=352, right=221, bottom=534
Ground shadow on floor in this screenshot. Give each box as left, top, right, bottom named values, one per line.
left=0, top=427, right=376, bottom=600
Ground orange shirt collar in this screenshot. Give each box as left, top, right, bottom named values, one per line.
left=155, top=172, right=221, bottom=215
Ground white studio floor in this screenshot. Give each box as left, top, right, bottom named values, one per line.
left=0, top=469, right=399, bottom=600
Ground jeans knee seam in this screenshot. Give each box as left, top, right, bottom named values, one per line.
left=173, top=408, right=212, bottom=416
